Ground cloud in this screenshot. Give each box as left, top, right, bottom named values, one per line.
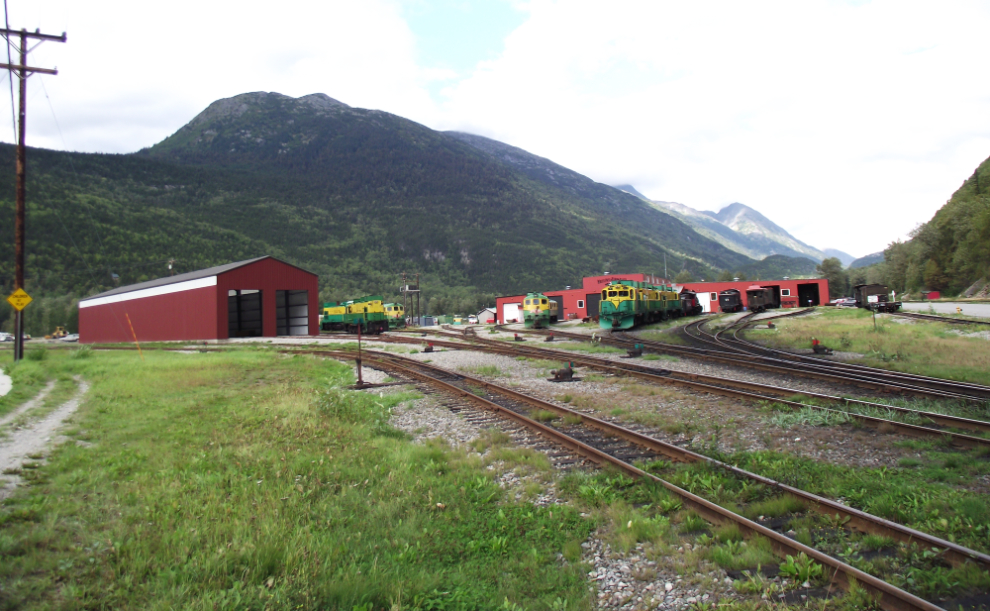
left=5, top=0, right=990, bottom=257
left=433, top=0, right=990, bottom=256
left=4, top=0, right=443, bottom=153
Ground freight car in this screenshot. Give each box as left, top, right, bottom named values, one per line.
left=320, top=295, right=389, bottom=334
left=718, top=289, right=743, bottom=313
left=745, top=286, right=775, bottom=313
left=523, top=292, right=559, bottom=329
left=680, top=289, right=704, bottom=316
left=852, top=284, right=901, bottom=313
left=599, top=280, right=682, bottom=330
left=384, top=303, right=405, bottom=329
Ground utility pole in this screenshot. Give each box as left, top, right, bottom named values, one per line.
left=1, top=27, right=66, bottom=361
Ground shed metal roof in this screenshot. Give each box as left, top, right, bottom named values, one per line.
left=81, top=256, right=278, bottom=302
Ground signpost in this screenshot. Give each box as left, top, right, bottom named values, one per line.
left=6, top=288, right=32, bottom=360
left=6, top=288, right=32, bottom=311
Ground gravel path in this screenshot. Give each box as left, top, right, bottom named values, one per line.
left=0, top=377, right=88, bottom=501
left=0, top=380, right=56, bottom=431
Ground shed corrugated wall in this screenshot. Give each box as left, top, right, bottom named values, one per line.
left=80, top=258, right=319, bottom=343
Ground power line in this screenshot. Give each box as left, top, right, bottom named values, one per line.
left=0, top=25, right=67, bottom=361
left=2, top=2, right=15, bottom=145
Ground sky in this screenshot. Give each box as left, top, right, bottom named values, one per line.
left=4, top=0, right=990, bottom=259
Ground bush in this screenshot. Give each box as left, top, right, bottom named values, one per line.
left=25, top=348, right=47, bottom=361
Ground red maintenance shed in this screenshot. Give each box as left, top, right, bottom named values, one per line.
left=495, top=273, right=829, bottom=322
left=79, top=256, right=319, bottom=343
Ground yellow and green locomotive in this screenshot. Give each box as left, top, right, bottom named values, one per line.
left=522, top=292, right=559, bottom=329
left=384, top=303, right=405, bottom=329
left=599, top=280, right=681, bottom=330
left=320, top=296, right=389, bottom=334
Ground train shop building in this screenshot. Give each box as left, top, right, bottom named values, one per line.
left=495, top=274, right=829, bottom=322
left=679, top=278, right=828, bottom=313
left=79, top=256, right=319, bottom=343
left=496, top=273, right=668, bottom=323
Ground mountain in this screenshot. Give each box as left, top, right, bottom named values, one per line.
left=2, top=91, right=788, bottom=334
left=636, top=196, right=827, bottom=263
left=850, top=252, right=884, bottom=269
left=823, top=248, right=856, bottom=267
left=876, top=153, right=990, bottom=295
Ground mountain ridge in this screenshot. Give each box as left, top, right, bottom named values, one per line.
left=1, top=91, right=824, bottom=334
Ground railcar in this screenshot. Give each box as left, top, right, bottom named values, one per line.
left=523, top=292, right=559, bottom=329
left=599, top=280, right=681, bottom=330
left=718, top=289, right=743, bottom=313
left=343, top=295, right=389, bottom=334
left=745, top=287, right=775, bottom=313
left=680, top=289, right=704, bottom=316
left=384, top=303, right=406, bottom=329
left=320, top=302, right=347, bottom=331
left=852, top=284, right=901, bottom=313
left=321, top=295, right=389, bottom=333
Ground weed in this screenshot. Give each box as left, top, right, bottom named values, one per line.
left=778, top=552, right=824, bottom=583
left=25, top=348, right=47, bottom=361
left=532, top=410, right=559, bottom=422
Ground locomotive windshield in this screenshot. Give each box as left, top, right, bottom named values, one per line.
left=618, top=290, right=629, bottom=297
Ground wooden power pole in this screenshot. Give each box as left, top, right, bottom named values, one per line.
left=1, top=27, right=66, bottom=361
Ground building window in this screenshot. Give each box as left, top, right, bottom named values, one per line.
left=781, top=289, right=791, bottom=297
left=577, top=300, right=585, bottom=308
left=710, top=293, right=717, bottom=301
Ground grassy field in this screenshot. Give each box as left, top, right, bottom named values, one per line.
left=0, top=348, right=595, bottom=610
left=744, top=307, right=990, bottom=386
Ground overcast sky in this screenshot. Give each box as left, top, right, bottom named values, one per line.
left=6, top=0, right=990, bottom=259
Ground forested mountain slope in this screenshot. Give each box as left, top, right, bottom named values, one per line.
left=1, top=91, right=818, bottom=332
left=872, top=154, right=990, bottom=294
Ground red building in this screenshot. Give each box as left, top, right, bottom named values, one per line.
left=495, top=273, right=828, bottom=322
left=79, top=256, right=319, bottom=343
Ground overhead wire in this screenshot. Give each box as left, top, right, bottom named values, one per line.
left=3, top=0, right=15, bottom=145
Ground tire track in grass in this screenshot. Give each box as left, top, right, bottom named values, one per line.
left=0, top=378, right=88, bottom=501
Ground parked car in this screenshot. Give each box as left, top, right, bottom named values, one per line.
left=468, top=315, right=479, bottom=324
left=833, top=297, right=857, bottom=308
left=0, top=332, right=11, bottom=342
left=59, top=333, right=80, bottom=342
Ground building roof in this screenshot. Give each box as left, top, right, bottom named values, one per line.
left=81, top=256, right=274, bottom=302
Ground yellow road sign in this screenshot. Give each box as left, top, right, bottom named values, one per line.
left=6, top=288, right=32, bottom=311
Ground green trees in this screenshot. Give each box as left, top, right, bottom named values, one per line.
left=815, top=257, right=848, bottom=298
left=674, top=269, right=695, bottom=283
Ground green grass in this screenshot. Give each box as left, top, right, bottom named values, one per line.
left=744, top=307, right=990, bottom=386
left=0, top=349, right=595, bottom=610
left=0, top=355, right=53, bottom=419
left=460, top=364, right=504, bottom=377
left=552, top=344, right=625, bottom=355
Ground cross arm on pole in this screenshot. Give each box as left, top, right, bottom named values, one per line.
left=0, top=63, right=57, bottom=75
left=0, top=28, right=67, bottom=43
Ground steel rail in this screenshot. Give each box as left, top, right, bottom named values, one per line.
left=889, top=311, right=990, bottom=327
left=720, top=317, right=990, bottom=400
left=689, top=315, right=990, bottom=402
left=447, top=334, right=990, bottom=449
left=469, top=332, right=990, bottom=437
left=314, top=348, right=948, bottom=611
left=488, top=326, right=990, bottom=435
left=358, top=349, right=990, bottom=571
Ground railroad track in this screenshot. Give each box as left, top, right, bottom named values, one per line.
left=309, top=347, right=975, bottom=611
left=436, top=329, right=990, bottom=450
left=705, top=314, right=990, bottom=402
left=889, top=311, right=990, bottom=326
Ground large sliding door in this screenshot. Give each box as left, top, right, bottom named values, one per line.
left=277, top=290, right=310, bottom=336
